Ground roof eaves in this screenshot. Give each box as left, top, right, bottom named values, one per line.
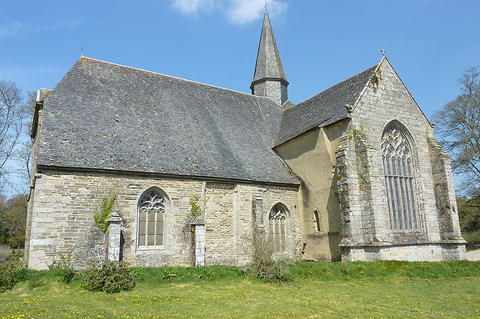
left=37, top=164, right=301, bottom=187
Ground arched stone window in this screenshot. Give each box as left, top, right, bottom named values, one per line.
left=381, top=121, right=418, bottom=230
left=268, top=203, right=289, bottom=251
left=137, top=188, right=169, bottom=248
left=313, top=210, right=321, bottom=232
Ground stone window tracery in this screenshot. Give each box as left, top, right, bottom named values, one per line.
left=381, top=121, right=418, bottom=230
left=268, top=203, right=289, bottom=251
left=137, top=188, right=168, bottom=247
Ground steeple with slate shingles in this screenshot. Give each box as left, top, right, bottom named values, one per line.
left=251, top=12, right=289, bottom=105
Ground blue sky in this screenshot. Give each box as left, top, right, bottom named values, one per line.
left=0, top=0, right=479, bottom=195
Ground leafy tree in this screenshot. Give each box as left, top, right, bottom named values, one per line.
left=458, top=196, right=480, bottom=245
left=0, top=194, right=28, bottom=249
left=433, top=66, right=480, bottom=197
left=0, top=198, right=6, bottom=245
left=458, top=197, right=480, bottom=232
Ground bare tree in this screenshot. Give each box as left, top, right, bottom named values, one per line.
left=433, top=66, right=480, bottom=197
left=15, top=91, right=36, bottom=185
left=0, top=80, right=28, bottom=191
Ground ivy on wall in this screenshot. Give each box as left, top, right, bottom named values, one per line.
left=94, top=194, right=117, bottom=233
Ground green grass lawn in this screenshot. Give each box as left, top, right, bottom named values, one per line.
left=1, top=261, right=480, bottom=319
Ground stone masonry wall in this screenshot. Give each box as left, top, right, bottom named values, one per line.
left=335, top=57, right=465, bottom=261
left=26, top=169, right=299, bottom=270
left=25, top=103, right=44, bottom=263
left=253, top=80, right=288, bottom=105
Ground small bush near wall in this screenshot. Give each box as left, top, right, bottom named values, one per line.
left=82, top=260, right=135, bottom=293
left=0, top=258, right=27, bottom=292
left=248, top=228, right=291, bottom=281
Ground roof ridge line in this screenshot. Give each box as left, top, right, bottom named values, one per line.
left=80, top=56, right=262, bottom=100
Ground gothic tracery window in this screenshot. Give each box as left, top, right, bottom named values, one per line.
left=381, top=121, right=418, bottom=230
left=268, top=203, right=289, bottom=251
left=137, top=188, right=168, bottom=248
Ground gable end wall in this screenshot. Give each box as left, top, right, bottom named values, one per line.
left=336, top=58, right=465, bottom=261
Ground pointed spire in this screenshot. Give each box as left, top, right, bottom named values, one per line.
left=251, top=12, right=288, bottom=84
left=251, top=12, right=289, bottom=105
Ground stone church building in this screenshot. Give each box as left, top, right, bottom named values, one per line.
left=25, top=13, right=465, bottom=269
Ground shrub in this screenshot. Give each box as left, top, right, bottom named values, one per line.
left=94, top=194, right=116, bottom=233
left=0, top=245, right=12, bottom=262
left=248, top=228, right=290, bottom=281
left=189, top=194, right=202, bottom=218
left=6, top=231, right=25, bottom=249
left=0, top=258, right=27, bottom=292
left=82, top=260, right=135, bottom=293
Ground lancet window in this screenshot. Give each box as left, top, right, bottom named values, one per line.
left=313, top=210, right=321, bottom=232
left=137, top=188, right=168, bottom=247
left=268, top=203, right=289, bottom=251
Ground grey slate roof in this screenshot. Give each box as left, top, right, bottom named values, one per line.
left=38, top=57, right=299, bottom=185
left=276, top=65, right=377, bottom=145
left=251, top=12, right=288, bottom=87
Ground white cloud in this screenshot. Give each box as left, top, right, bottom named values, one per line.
left=228, top=0, right=287, bottom=25
left=171, top=0, right=288, bottom=24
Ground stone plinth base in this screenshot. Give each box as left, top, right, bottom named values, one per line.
left=341, top=243, right=466, bottom=262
